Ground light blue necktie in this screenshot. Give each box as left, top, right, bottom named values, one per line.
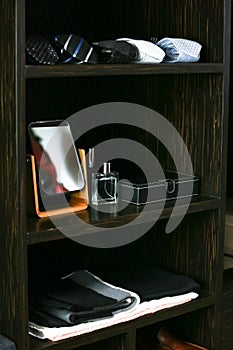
left=156, top=38, right=202, bottom=63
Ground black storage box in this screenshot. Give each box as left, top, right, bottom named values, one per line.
left=119, top=170, right=200, bottom=206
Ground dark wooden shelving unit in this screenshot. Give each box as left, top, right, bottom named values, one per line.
left=0, top=0, right=231, bottom=349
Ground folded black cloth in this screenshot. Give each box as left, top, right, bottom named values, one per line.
left=29, top=270, right=139, bottom=327
left=30, top=299, right=119, bottom=327
left=98, top=266, right=200, bottom=302
left=92, top=40, right=140, bottom=63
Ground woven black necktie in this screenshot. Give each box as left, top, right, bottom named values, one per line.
left=26, top=35, right=60, bottom=65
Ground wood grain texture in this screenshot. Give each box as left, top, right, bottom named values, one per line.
left=146, top=74, right=223, bottom=197
left=0, top=0, right=28, bottom=349
left=25, top=63, right=224, bottom=79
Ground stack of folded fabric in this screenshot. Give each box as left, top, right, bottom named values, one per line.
left=98, top=266, right=200, bottom=302
left=29, top=269, right=139, bottom=327
left=29, top=266, right=200, bottom=341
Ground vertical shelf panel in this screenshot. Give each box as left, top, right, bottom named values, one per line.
left=0, top=0, right=28, bottom=349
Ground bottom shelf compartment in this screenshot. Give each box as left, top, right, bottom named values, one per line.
left=29, top=293, right=215, bottom=350
left=28, top=210, right=220, bottom=350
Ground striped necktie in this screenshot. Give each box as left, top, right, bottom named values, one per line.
left=53, top=34, right=98, bottom=64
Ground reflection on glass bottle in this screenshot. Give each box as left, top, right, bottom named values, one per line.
left=92, top=162, right=119, bottom=205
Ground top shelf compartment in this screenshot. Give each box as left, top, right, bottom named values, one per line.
left=26, top=0, right=225, bottom=67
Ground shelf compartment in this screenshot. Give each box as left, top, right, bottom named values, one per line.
left=27, top=195, right=220, bottom=245
left=25, top=63, right=225, bottom=79
left=28, top=290, right=214, bottom=350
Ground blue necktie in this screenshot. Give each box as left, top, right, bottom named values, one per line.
left=156, top=37, right=202, bottom=63
left=53, top=34, right=98, bottom=64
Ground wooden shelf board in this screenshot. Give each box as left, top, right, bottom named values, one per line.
left=25, top=63, right=224, bottom=79
left=27, top=195, right=220, bottom=245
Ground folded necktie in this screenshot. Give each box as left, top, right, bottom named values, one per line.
left=53, top=34, right=98, bottom=64
left=26, top=35, right=60, bottom=65
left=92, top=40, right=140, bottom=63
left=26, top=34, right=98, bottom=65
left=156, top=37, right=202, bottom=63
left=117, top=38, right=165, bottom=63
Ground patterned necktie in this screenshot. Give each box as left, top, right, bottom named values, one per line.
left=26, top=35, right=59, bottom=65
left=156, top=37, right=202, bottom=63
left=26, top=34, right=98, bottom=65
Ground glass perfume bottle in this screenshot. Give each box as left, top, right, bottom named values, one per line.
left=92, top=162, right=119, bottom=205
